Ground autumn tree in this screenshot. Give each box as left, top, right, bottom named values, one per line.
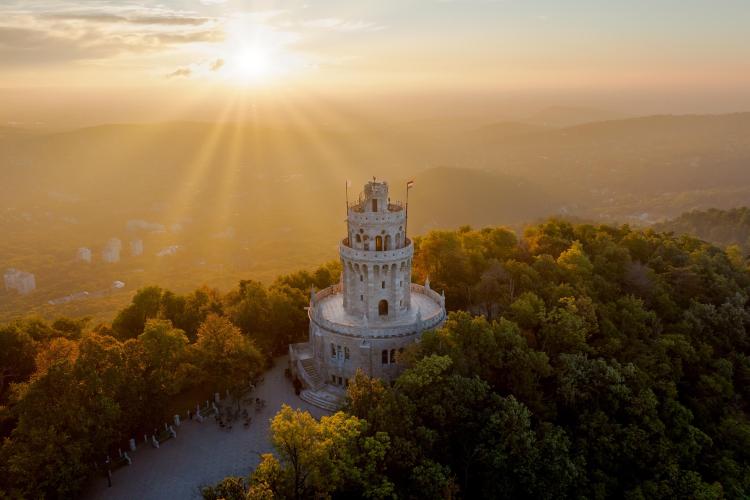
left=192, top=314, right=263, bottom=407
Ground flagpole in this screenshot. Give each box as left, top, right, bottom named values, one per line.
left=405, top=181, right=410, bottom=242
left=345, top=180, right=350, bottom=241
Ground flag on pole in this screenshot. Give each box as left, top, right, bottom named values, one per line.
left=406, top=179, right=415, bottom=189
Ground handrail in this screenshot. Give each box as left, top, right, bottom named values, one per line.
left=348, top=201, right=404, bottom=212
left=309, top=284, right=446, bottom=339
left=339, top=239, right=413, bottom=261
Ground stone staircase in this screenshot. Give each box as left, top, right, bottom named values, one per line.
left=299, top=358, right=322, bottom=389
left=300, top=386, right=345, bottom=412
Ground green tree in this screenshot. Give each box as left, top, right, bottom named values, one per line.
left=192, top=314, right=263, bottom=408
left=250, top=405, right=393, bottom=499
left=0, top=325, right=36, bottom=400
left=112, top=286, right=164, bottom=339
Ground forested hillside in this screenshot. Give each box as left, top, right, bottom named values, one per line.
left=4, top=220, right=750, bottom=498
left=210, top=221, right=750, bottom=499
left=0, top=263, right=340, bottom=498
left=655, top=207, right=750, bottom=255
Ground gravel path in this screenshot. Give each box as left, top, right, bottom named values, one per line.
left=84, top=355, right=330, bottom=500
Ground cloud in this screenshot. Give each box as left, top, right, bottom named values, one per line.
left=209, top=58, right=224, bottom=71
left=0, top=5, right=225, bottom=66
left=148, top=30, right=224, bottom=45
left=166, top=67, right=192, bottom=78
left=300, top=18, right=384, bottom=32
left=200, top=0, right=228, bottom=4
left=41, top=12, right=211, bottom=26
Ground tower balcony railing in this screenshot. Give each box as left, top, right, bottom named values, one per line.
left=340, top=239, right=413, bottom=262
left=309, top=283, right=446, bottom=339
left=348, top=199, right=404, bottom=213
left=347, top=207, right=405, bottom=225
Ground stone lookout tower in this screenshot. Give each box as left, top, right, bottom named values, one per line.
left=289, top=179, right=446, bottom=410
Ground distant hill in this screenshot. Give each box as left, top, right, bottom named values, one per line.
left=3, top=112, right=750, bottom=320
left=469, top=112, right=750, bottom=220
left=521, top=105, right=629, bottom=127
left=654, top=207, right=750, bottom=254
left=406, top=167, right=559, bottom=232
left=473, top=121, right=549, bottom=141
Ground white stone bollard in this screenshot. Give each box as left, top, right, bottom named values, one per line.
left=164, top=422, right=168, bottom=431
left=129, top=438, right=136, bottom=452
left=174, top=414, right=181, bottom=427
left=169, top=425, right=177, bottom=438
left=123, top=452, right=132, bottom=465
left=196, top=413, right=204, bottom=423
left=143, top=434, right=148, bottom=444
left=151, top=435, right=159, bottom=449
left=118, top=448, right=123, bottom=458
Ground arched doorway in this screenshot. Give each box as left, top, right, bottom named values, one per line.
left=375, top=235, right=383, bottom=251
left=378, top=299, right=388, bottom=316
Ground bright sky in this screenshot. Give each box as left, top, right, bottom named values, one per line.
left=1, top=0, right=749, bottom=124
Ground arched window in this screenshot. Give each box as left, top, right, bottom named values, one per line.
left=356, top=234, right=361, bottom=243
left=390, top=349, right=396, bottom=364
left=372, top=199, right=378, bottom=212
left=375, top=235, right=383, bottom=251
left=330, top=343, right=335, bottom=357
left=378, top=299, right=388, bottom=316
left=381, top=349, right=388, bottom=364
left=385, top=234, right=392, bottom=250
left=344, top=347, right=350, bottom=359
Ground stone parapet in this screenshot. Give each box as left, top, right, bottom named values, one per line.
left=347, top=207, right=405, bottom=225
left=339, top=239, right=413, bottom=262
left=310, top=284, right=445, bottom=339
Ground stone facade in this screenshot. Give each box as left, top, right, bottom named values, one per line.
left=290, top=180, right=446, bottom=408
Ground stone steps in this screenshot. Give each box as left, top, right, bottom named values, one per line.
left=300, top=358, right=322, bottom=387
left=300, top=388, right=344, bottom=412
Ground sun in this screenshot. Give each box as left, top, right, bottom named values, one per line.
left=234, top=45, right=273, bottom=83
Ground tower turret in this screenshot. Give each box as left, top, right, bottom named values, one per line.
left=289, top=177, right=445, bottom=409
left=341, top=180, right=411, bottom=320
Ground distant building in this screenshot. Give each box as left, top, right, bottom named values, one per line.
left=102, top=238, right=122, bottom=263
left=76, top=247, right=92, bottom=263
left=4, top=268, right=36, bottom=295
left=156, top=245, right=181, bottom=257
left=130, top=239, right=144, bottom=257
left=126, top=219, right=165, bottom=232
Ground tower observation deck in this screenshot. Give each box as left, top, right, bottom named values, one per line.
left=289, top=179, right=446, bottom=410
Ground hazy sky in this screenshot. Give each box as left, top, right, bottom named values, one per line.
left=1, top=0, right=749, bottom=125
